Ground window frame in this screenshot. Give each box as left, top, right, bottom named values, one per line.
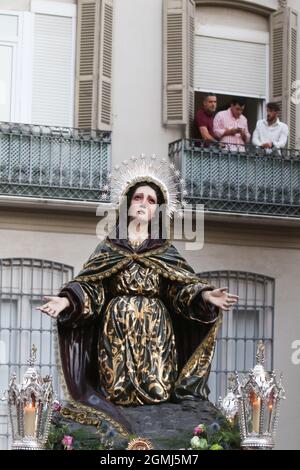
left=198, top=270, right=275, bottom=404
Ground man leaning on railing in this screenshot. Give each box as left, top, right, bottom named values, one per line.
left=252, top=102, right=289, bottom=156
left=195, top=93, right=219, bottom=145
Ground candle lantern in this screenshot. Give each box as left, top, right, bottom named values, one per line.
left=235, top=341, right=285, bottom=450
left=2, top=345, right=55, bottom=450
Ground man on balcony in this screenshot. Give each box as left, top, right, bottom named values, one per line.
left=195, top=93, right=218, bottom=145
left=252, top=102, right=289, bottom=155
left=213, top=97, right=251, bottom=152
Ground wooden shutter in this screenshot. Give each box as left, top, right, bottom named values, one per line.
left=270, top=8, right=298, bottom=147
left=163, top=0, right=195, bottom=131
left=187, top=0, right=195, bottom=137
left=97, top=0, right=113, bottom=129
left=75, top=0, right=113, bottom=130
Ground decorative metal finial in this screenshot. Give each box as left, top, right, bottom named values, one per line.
left=217, top=373, right=239, bottom=422
left=256, top=341, right=265, bottom=366
left=278, top=0, right=287, bottom=8
left=227, top=373, right=236, bottom=390
left=28, top=344, right=37, bottom=367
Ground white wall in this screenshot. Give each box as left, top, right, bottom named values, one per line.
left=195, top=5, right=269, bottom=40
left=112, top=0, right=184, bottom=164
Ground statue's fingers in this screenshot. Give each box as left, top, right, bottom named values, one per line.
left=37, top=304, right=48, bottom=310
left=43, top=296, right=54, bottom=301
left=38, top=307, right=50, bottom=316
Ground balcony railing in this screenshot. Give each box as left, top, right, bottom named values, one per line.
left=0, top=122, right=111, bottom=202
left=169, top=139, right=300, bottom=218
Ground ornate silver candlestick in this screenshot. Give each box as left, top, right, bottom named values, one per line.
left=2, top=345, right=56, bottom=450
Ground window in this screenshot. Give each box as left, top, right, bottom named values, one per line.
left=0, top=258, right=74, bottom=450
left=193, top=5, right=268, bottom=138
left=0, top=3, right=76, bottom=127
left=193, top=92, right=263, bottom=137
left=0, top=12, right=23, bottom=122
left=198, top=270, right=274, bottom=404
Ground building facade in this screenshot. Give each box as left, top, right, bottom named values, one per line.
left=0, top=0, right=300, bottom=450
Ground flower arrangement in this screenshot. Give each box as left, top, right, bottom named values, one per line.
left=189, top=419, right=241, bottom=451
left=45, top=402, right=124, bottom=450
left=45, top=423, right=116, bottom=450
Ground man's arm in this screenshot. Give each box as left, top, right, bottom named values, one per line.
left=240, top=118, right=251, bottom=143
left=199, top=126, right=217, bottom=142
left=252, top=124, right=262, bottom=147
left=273, top=124, right=289, bottom=149
left=213, top=113, right=237, bottom=139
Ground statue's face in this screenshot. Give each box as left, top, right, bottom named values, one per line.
left=128, top=185, right=158, bottom=223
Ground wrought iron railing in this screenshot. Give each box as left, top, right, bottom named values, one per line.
left=0, top=122, right=111, bottom=202
left=169, top=139, right=300, bottom=218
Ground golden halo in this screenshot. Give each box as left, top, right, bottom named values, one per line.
left=127, top=437, right=154, bottom=450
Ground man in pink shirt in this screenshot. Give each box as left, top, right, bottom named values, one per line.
left=213, top=97, right=251, bottom=151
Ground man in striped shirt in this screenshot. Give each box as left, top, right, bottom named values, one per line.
left=213, top=97, right=251, bottom=151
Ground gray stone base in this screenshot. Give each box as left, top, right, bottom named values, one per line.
left=51, top=399, right=220, bottom=450
left=120, top=399, right=220, bottom=450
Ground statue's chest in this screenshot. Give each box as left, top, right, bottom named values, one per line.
left=111, top=262, right=160, bottom=296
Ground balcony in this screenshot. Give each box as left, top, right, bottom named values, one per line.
left=169, top=139, right=300, bottom=219
left=0, top=122, right=111, bottom=205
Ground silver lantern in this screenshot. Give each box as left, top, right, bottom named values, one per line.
left=2, top=345, right=56, bottom=450
left=235, top=341, right=286, bottom=450
left=217, top=374, right=239, bottom=423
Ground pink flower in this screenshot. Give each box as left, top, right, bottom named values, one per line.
left=53, top=402, right=62, bottom=412
left=62, top=435, right=73, bottom=450
left=194, top=424, right=206, bottom=436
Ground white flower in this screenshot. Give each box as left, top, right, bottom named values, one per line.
left=190, top=436, right=201, bottom=449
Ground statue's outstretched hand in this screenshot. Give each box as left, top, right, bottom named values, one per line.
left=203, top=287, right=239, bottom=312
left=36, top=296, right=70, bottom=319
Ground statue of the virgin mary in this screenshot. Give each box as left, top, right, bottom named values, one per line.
left=37, top=156, right=238, bottom=435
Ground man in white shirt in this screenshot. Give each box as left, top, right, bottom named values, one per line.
left=252, top=102, right=289, bottom=154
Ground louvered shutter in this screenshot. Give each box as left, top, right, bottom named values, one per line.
left=163, top=0, right=195, bottom=130
left=270, top=8, right=298, bottom=147
left=76, top=0, right=113, bottom=130
left=97, top=0, right=113, bottom=130
left=187, top=0, right=195, bottom=136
